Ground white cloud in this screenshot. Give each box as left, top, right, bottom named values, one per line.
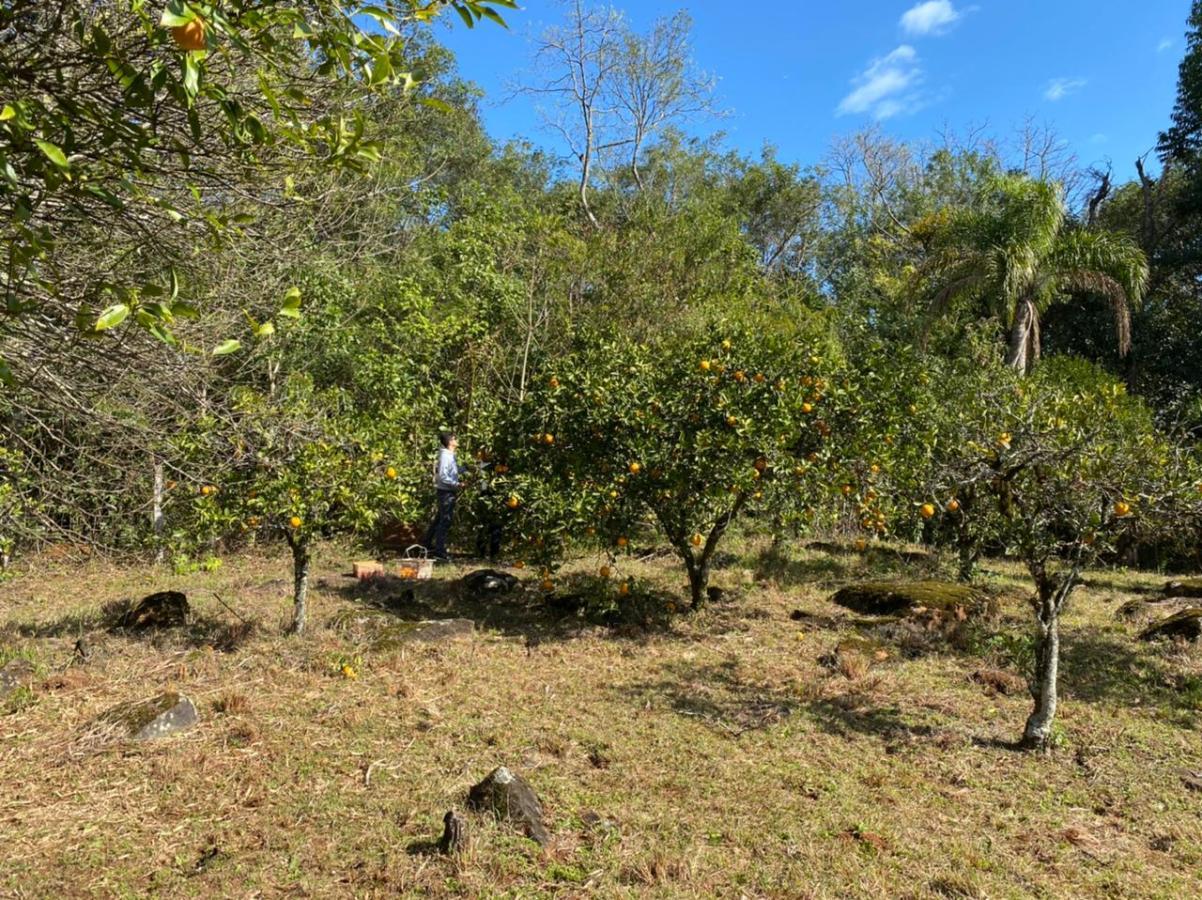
left=1044, top=77, right=1086, bottom=101
left=1089, top=133, right=1109, bottom=144
left=900, top=1, right=962, bottom=37
left=1158, top=38, right=1174, bottom=53
left=837, top=45, right=924, bottom=119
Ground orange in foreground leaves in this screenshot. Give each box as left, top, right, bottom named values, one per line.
left=171, top=20, right=206, bottom=51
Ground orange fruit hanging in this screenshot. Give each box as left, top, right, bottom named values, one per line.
left=171, top=20, right=207, bottom=51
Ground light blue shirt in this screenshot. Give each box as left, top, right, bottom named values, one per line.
left=435, top=447, right=460, bottom=491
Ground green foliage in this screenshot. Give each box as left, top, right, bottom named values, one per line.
left=0, top=0, right=512, bottom=361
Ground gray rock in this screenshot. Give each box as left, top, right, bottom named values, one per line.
left=0, top=658, right=35, bottom=699
left=97, top=691, right=198, bottom=740
left=467, top=766, right=549, bottom=845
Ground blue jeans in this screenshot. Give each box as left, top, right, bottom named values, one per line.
left=424, top=489, right=457, bottom=558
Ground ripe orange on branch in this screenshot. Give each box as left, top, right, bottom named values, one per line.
left=171, top=20, right=206, bottom=51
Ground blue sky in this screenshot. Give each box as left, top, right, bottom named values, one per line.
left=439, top=0, right=1192, bottom=184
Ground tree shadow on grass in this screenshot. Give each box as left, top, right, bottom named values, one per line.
left=613, top=657, right=946, bottom=744
left=323, top=569, right=685, bottom=647
left=613, top=658, right=798, bottom=737
left=1057, top=625, right=1175, bottom=707
left=1078, top=576, right=1165, bottom=597
left=1, top=608, right=257, bottom=654
left=752, top=542, right=946, bottom=592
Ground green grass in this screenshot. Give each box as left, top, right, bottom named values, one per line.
left=0, top=537, right=1198, bottom=897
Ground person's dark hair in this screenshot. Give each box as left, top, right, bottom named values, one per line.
left=439, top=430, right=456, bottom=448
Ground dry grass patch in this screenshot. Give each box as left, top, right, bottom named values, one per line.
left=0, top=539, right=1198, bottom=897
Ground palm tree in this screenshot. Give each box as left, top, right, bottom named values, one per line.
left=918, top=175, right=1148, bottom=373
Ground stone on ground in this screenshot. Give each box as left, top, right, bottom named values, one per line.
left=0, top=658, right=35, bottom=699
left=1139, top=608, right=1202, bottom=642
left=96, top=691, right=199, bottom=740
left=467, top=766, right=549, bottom=845
left=371, top=618, right=475, bottom=651
left=462, top=569, right=519, bottom=596
left=819, top=637, right=888, bottom=679
left=438, top=810, right=467, bottom=854
left=830, top=581, right=985, bottom=618
left=970, top=668, right=1026, bottom=696
left=1164, top=578, right=1202, bottom=599
left=119, top=591, right=189, bottom=629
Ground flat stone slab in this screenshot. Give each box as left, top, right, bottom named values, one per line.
left=830, top=581, right=986, bottom=617
left=96, top=691, right=198, bottom=740
left=371, top=618, right=475, bottom=651
left=468, top=766, right=549, bottom=845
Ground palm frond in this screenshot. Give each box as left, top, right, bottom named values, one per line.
left=1048, top=228, right=1149, bottom=357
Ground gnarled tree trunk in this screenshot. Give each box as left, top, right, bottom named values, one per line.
left=1005, top=297, right=1041, bottom=374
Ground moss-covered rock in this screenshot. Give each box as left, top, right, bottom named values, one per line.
left=96, top=691, right=198, bottom=740
left=1164, top=578, right=1202, bottom=599
left=1139, top=608, right=1202, bottom=643
left=370, top=618, right=474, bottom=652
left=830, top=581, right=986, bottom=617
left=1116, top=599, right=1151, bottom=621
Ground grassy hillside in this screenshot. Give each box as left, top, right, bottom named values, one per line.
left=0, top=540, right=1199, bottom=898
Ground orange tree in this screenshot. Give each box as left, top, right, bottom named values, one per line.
left=176, top=375, right=417, bottom=634
left=803, top=339, right=949, bottom=546
left=920, top=357, right=1201, bottom=750
left=489, top=318, right=839, bottom=609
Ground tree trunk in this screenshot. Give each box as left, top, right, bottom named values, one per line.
left=151, top=458, right=164, bottom=564
left=957, top=541, right=978, bottom=583
left=1022, top=601, right=1060, bottom=751
left=683, top=551, right=709, bottom=609
left=289, top=540, right=311, bottom=635
left=1021, top=567, right=1076, bottom=751
left=954, top=489, right=977, bottom=582
left=1005, top=297, right=1040, bottom=374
